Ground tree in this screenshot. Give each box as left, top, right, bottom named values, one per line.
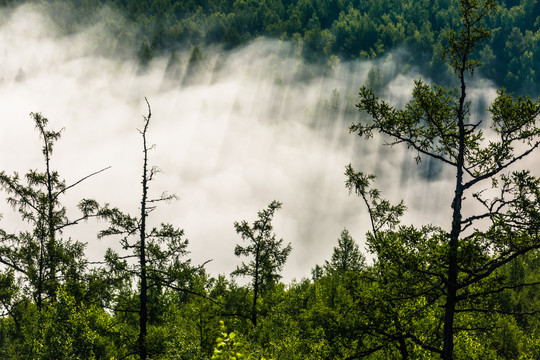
left=33, top=287, right=99, bottom=360
left=98, top=99, right=191, bottom=360
left=211, top=321, right=247, bottom=360
left=348, top=0, right=540, bottom=358
left=137, top=38, right=153, bottom=69
left=344, top=168, right=422, bottom=359
left=182, top=45, right=208, bottom=86
left=232, top=201, right=291, bottom=327
left=0, top=113, right=105, bottom=312
left=324, top=228, right=365, bottom=275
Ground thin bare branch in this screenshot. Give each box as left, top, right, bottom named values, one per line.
left=54, top=166, right=111, bottom=200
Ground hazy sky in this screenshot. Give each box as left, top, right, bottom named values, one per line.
left=0, top=4, right=506, bottom=282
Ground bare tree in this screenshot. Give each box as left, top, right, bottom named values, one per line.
left=98, top=99, right=190, bottom=360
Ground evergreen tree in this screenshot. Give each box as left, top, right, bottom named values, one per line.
left=232, top=201, right=291, bottom=327
left=0, top=113, right=105, bottom=312
left=348, top=0, right=540, bottom=358
left=324, top=228, right=365, bottom=274
left=98, top=99, right=191, bottom=360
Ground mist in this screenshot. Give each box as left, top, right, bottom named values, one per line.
left=0, top=4, right=505, bottom=282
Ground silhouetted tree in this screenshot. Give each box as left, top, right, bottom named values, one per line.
left=0, top=113, right=106, bottom=312
left=232, top=201, right=291, bottom=327
left=348, top=0, right=540, bottom=358
left=98, top=99, right=190, bottom=360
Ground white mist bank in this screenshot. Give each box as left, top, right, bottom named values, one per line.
left=0, top=4, right=510, bottom=282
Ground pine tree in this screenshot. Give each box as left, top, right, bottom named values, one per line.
left=324, top=229, right=365, bottom=275
left=0, top=113, right=105, bottom=312
left=348, top=0, right=540, bottom=358
left=232, top=201, right=291, bottom=327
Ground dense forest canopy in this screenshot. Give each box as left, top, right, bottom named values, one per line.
left=1, top=0, right=540, bottom=359
left=1, top=0, right=540, bottom=94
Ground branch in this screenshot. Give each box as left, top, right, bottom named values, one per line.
left=115, top=254, right=138, bottom=260
left=0, top=256, right=27, bottom=275
left=156, top=280, right=223, bottom=306
left=147, top=192, right=178, bottom=204
left=455, top=308, right=540, bottom=316
left=464, top=141, right=540, bottom=190
left=459, top=244, right=540, bottom=289
left=459, top=280, right=540, bottom=300
left=0, top=176, right=41, bottom=215
left=454, top=326, right=497, bottom=331
left=54, top=213, right=102, bottom=231
left=54, top=166, right=111, bottom=200
left=102, top=304, right=139, bottom=314
left=406, top=332, right=442, bottom=354
left=344, top=344, right=389, bottom=359
left=87, top=261, right=107, bottom=265
left=464, top=120, right=482, bottom=132
left=380, top=128, right=457, bottom=167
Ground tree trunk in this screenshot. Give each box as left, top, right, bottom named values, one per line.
left=442, top=62, right=467, bottom=360
left=138, top=103, right=151, bottom=360
left=397, top=336, right=409, bottom=360
left=252, top=241, right=260, bottom=327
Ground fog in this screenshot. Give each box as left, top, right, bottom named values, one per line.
left=0, top=4, right=504, bottom=282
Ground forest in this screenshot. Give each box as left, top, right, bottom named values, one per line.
left=1, top=0, right=540, bottom=359
left=2, top=0, right=540, bottom=95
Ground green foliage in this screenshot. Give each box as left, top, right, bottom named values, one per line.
left=232, top=201, right=292, bottom=326
left=182, top=45, right=209, bottom=85
left=0, top=113, right=101, bottom=312
left=96, top=100, right=193, bottom=360
left=35, top=288, right=99, bottom=360
left=365, top=67, right=385, bottom=91
left=1, top=2, right=540, bottom=357
left=345, top=165, right=406, bottom=232
left=4, top=0, right=539, bottom=93
left=324, top=228, right=365, bottom=274
left=2, top=288, right=113, bottom=360
left=232, top=201, right=291, bottom=291
left=347, top=0, right=540, bottom=358
left=212, top=321, right=247, bottom=360
left=138, top=38, right=153, bottom=69
left=441, top=0, right=498, bottom=76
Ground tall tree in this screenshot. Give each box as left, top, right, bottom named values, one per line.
left=232, top=200, right=291, bottom=327
left=0, top=113, right=105, bottom=312
left=98, top=99, right=190, bottom=360
left=344, top=168, right=418, bottom=359
left=324, top=228, right=365, bottom=275
left=348, top=0, right=540, bottom=358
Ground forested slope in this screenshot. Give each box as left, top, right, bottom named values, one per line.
left=1, top=0, right=539, bottom=94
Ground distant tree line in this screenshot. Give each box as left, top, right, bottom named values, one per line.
left=1, top=0, right=540, bottom=94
